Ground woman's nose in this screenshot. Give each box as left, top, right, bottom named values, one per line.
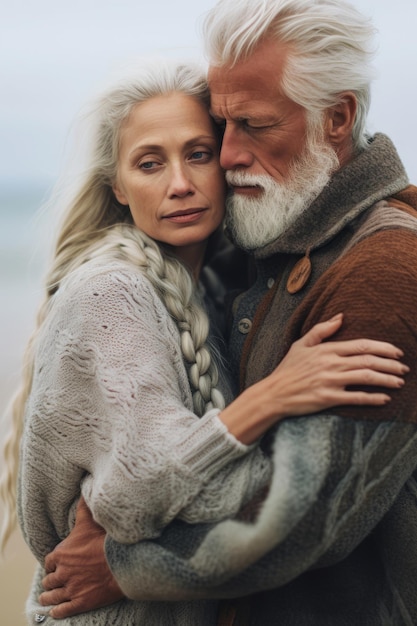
left=168, top=164, right=195, bottom=198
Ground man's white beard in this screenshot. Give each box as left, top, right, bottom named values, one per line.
left=225, top=131, right=340, bottom=251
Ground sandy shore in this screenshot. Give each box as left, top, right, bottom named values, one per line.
left=1, top=381, right=37, bottom=625
left=1, top=287, right=39, bottom=623
left=0, top=529, right=36, bottom=624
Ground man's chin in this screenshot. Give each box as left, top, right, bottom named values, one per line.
left=226, top=189, right=294, bottom=249
left=226, top=215, right=283, bottom=251
left=231, top=186, right=264, bottom=199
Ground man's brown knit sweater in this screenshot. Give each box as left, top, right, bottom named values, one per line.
left=105, top=134, right=417, bottom=626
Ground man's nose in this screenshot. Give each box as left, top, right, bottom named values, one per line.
left=220, top=125, right=253, bottom=171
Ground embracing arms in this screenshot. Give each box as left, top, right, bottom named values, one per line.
left=38, top=312, right=408, bottom=617
left=98, top=230, right=417, bottom=603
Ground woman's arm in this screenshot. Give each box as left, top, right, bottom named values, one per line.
left=18, top=266, right=264, bottom=553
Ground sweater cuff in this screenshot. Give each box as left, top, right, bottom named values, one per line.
left=174, top=409, right=253, bottom=480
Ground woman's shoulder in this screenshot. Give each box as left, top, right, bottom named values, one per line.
left=58, top=258, right=155, bottom=304
left=45, top=258, right=172, bottom=342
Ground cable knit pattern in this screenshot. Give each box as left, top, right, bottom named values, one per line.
left=17, top=259, right=271, bottom=625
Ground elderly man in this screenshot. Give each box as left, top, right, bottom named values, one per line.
left=40, top=1, right=417, bottom=624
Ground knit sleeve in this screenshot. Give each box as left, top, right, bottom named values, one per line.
left=19, top=265, right=269, bottom=551
left=106, top=417, right=417, bottom=600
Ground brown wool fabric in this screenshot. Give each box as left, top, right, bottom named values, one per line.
left=295, top=227, right=417, bottom=424
left=241, top=188, right=417, bottom=427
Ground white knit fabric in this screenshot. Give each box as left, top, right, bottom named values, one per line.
left=18, top=260, right=271, bottom=625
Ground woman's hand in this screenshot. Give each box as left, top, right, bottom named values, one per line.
left=220, top=313, right=409, bottom=444
left=268, top=312, right=407, bottom=413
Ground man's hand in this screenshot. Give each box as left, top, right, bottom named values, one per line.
left=39, top=497, right=125, bottom=618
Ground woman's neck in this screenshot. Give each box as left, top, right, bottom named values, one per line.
left=171, top=241, right=208, bottom=282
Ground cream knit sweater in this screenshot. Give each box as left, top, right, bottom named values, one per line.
left=18, top=258, right=271, bottom=625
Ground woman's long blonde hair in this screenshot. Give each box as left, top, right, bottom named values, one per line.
left=0, top=60, right=226, bottom=551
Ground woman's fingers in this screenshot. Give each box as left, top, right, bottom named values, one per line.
left=298, top=314, right=344, bottom=347
left=331, top=368, right=405, bottom=390
left=295, top=316, right=405, bottom=365
left=320, top=390, right=392, bottom=406
left=323, top=338, right=404, bottom=359
left=313, top=383, right=392, bottom=406
left=321, top=353, right=409, bottom=376
left=300, top=363, right=408, bottom=410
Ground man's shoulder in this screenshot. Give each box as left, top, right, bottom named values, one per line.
left=344, top=186, right=417, bottom=257
left=297, top=195, right=417, bottom=328
left=389, top=184, right=417, bottom=215
left=324, top=226, right=417, bottom=293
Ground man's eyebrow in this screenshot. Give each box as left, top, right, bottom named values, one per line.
left=209, top=111, right=225, bottom=122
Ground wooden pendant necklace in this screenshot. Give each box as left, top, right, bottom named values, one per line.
left=286, top=247, right=312, bottom=294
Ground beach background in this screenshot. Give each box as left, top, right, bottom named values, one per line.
left=0, top=184, right=50, bottom=622
left=1, top=0, right=416, bottom=622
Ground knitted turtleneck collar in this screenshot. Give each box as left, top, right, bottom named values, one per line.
left=228, top=133, right=409, bottom=260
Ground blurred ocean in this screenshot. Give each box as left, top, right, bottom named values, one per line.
left=0, top=182, right=52, bottom=418
left=0, top=183, right=51, bottom=625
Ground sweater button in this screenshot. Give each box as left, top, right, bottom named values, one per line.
left=238, top=318, right=252, bottom=334
left=267, top=277, right=275, bottom=288
left=34, top=615, right=46, bottom=623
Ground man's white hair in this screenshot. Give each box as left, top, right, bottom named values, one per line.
left=203, top=0, right=377, bottom=150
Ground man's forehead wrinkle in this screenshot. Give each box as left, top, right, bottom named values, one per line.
left=210, top=99, right=251, bottom=121
left=210, top=82, right=268, bottom=103
left=210, top=90, right=277, bottom=121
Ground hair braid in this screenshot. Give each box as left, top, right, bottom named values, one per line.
left=63, top=223, right=226, bottom=416
left=117, top=225, right=225, bottom=416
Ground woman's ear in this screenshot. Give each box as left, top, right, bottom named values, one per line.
left=112, top=182, right=128, bottom=206
left=325, top=91, right=357, bottom=148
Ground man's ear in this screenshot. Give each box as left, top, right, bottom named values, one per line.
left=325, top=92, right=357, bottom=148
left=112, top=182, right=128, bottom=206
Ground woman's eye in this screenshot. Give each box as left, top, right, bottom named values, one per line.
left=190, top=150, right=211, bottom=162
left=139, top=161, right=158, bottom=170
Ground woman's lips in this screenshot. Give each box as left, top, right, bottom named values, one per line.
left=163, top=208, right=207, bottom=223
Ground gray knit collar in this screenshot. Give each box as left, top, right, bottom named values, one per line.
left=231, top=133, right=408, bottom=259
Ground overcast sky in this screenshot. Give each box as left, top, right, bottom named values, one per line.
left=1, top=0, right=416, bottom=188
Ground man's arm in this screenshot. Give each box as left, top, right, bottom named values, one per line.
left=40, top=499, right=125, bottom=618
left=102, top=418, right=417, bottom=600
left=41, top=416, right=417, bottom=615
left=97, top=228, right=417, bottom=600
